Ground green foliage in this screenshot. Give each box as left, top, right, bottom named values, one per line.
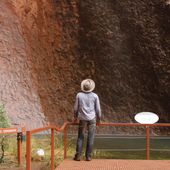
left=0, top=103, right=11, bottom=164
left=0, top=104, right=10, bottom=128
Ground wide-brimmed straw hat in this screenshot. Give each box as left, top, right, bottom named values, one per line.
left=81, top=79, right=95, bottom=92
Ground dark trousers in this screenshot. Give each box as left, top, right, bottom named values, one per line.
left=75, top=118, right=96, bottom=158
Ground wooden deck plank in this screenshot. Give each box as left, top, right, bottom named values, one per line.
left=56, top=159, right=170, bottom=170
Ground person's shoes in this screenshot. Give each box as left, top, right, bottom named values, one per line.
left=86, top=157, right=92, bottom=161
left=73, top=155, right=81, bottom=161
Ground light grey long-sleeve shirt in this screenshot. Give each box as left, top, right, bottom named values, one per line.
left=74, top=92, right=101, bottom=121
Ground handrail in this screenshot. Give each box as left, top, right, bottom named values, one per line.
left=64, top=122, right=170, bottom=127
left=29, top=122, right=73, bottom=134
left=26, top=122, right=170, bottom=170
left=0, top=127, right=18, bottom=134
left=30, top=125, right=59, bottom=134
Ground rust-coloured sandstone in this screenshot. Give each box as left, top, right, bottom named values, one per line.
left=0, top=0, right=170, bottom=130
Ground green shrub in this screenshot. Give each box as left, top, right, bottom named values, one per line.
left=0, top=103, right=11, bottom=163
left=0, top=104, right=10, bottom=128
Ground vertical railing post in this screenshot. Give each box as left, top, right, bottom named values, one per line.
left=17, top=132, right=22, bottom=165
left=26, top=131, right=31, bottom=170
left=51, top=128, right=55, bottom=170
left=146, top=126, right=150, bottom=160
left=64, top=124, right=68, bottom=159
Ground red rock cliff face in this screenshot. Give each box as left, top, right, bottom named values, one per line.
left=77, top=0, right=170, bottom=124
left=0, top=0, right=170, bottom=129
left=0, top=0, right=80, bottom=128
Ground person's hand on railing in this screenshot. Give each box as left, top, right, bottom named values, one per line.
left=67, top=117, right=72, bottom=122
left=72, top=117, right=78, bottom=123
left=96, top=119, right=101, bottom=126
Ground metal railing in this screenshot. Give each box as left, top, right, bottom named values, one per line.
left=0, top=127, right=25, bottom=165
left=25, top=122, right=170, bottom=170
left=26, top=122, right=72, bottom=170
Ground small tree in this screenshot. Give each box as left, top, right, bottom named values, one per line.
left=0, top=104, right=10, bottom=128
left=0, top=104, right=11, bottom=163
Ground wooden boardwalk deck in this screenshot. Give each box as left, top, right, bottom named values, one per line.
left=56, top=159, right=170, bottom=170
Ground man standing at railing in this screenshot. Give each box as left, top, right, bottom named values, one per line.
left=73, top=79, right=101, bottom=161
